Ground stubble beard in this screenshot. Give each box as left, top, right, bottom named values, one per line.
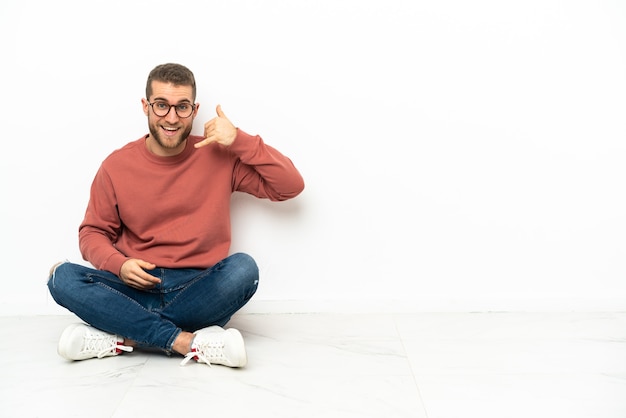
left=148, top=124, right=193, bottom=151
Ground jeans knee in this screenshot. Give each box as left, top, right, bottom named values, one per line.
left=47, top=261, right=68, bottom=290
left=47, top=261, right=82, bottom=299
left=230, top=252, right=259, bottom=279
left=47, top=262, right=70, bottom=304
left=48, top=261, right=65, bottom=279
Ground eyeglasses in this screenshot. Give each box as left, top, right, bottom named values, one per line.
left=147, top=100, right=196, bottom=118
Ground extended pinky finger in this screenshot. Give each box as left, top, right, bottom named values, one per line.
left=194, top=138, right=212, bottom=148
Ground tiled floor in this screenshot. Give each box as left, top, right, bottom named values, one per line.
left=1, top=312, right=625, bottom=417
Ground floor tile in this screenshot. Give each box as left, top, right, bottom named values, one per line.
left=1, top=313, right=624, bottom=418
left=414, top=373, right=626, bottom=418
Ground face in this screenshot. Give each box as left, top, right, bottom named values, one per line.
left=142, top=81, right=199, bottom=156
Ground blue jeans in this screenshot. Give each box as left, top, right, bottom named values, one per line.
left=47, top=253, right=259, bottom=352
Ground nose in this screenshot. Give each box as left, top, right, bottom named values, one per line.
left=165, top=106, right=180, bottom=123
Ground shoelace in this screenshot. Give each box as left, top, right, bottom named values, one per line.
left=180, top=340, right=226, bottom=367
left=81, top=332, right=133, bottom=358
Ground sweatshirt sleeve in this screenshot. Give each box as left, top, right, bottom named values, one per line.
left=228, top=129, right=305, bottom=201
left=78, top=165, right=128, bottom=276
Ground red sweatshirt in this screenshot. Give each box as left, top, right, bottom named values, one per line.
left=79, top=129, right=304, bottom=276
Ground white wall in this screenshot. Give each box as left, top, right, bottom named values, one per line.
left=1, top=0, right=625, bottom=315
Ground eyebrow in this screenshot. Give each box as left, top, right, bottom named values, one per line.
left=152, top=97, right=193, bottom=104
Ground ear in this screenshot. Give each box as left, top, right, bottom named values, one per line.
left=193, top=102, right=200, bottom=117
left=141, top=98, right=150, bottom=116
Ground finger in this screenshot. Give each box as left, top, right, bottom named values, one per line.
left=139, top=277, right=158, bottom=288
left=130, top=274, right=158, bottom=289
left=131, top=274, right=159, bottom=288
left=216, top=104, right=226, bottom=118
left=130, top=279, right=156, bottom=290
left=203, top=121, right=216, bottom=137
left=140, top=273, right=161, bottom=284
left=194, top=137, right=215, bottom=148
left=137, top=260, right=156, bottom=271
left=133, top=262, right=160, bottom=284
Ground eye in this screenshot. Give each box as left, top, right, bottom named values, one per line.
left=155, top=102, right=169, bottom=110
left=177, top=104, right=190, bottom=111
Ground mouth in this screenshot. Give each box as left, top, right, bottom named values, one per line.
left=161, top=126, right=179, bottom=137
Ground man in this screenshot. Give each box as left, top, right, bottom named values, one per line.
left=47, top=63, right=304, bottom=368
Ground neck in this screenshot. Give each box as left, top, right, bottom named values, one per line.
left=146, top=135, right=186, bottom=157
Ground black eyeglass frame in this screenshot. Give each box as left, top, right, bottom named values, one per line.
left=147, top=100, right=197, bottom=118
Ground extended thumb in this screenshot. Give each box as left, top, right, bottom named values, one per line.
left=216, top=104, right=225, bottom=117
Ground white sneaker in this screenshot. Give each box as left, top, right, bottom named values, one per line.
left=180, top=326, right=247, bottom=368
left=57, top=323, right=133, bottom=360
